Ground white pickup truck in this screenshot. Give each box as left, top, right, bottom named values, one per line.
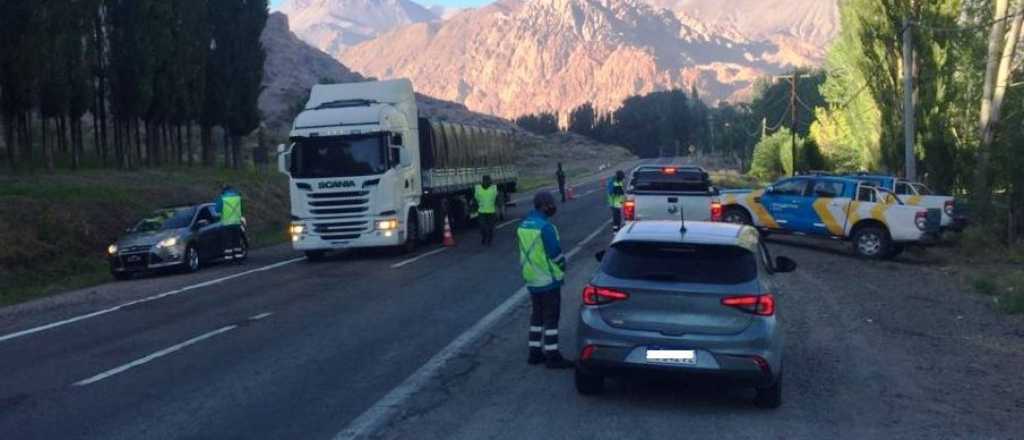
left=622, top=165, right=721, bottom=223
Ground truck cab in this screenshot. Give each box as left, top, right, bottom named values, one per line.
left=719, top=176, right=941, bottom=259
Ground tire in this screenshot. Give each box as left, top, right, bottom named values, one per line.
left=183, top=245, right=201, bottom=273
left=852, top=225, right=890, bottom=259
left=723, top=207, right=753, bottom=226
left=305, top=250, right=326, bottom=262
left=574, top=368, right=605, bottom=395
left=402, top=211, right=419, bottom=254
left=754, top=371, right=783, bottom=409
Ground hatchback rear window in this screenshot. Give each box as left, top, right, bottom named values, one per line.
left=630, top=169, right=710, bottom=192
left=601, top=242, right=757, bottom=284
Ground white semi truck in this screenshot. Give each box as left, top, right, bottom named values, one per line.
left=277, top=79, right=518, bottom=260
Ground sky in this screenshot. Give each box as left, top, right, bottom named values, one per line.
left=269, top=0, right=491, bottom=9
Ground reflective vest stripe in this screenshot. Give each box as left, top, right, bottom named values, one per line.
left=608, top=181, right=625, bottom=208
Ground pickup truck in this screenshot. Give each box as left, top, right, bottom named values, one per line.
left=844, top=174, right=966, bottom=232
left=622, top=165, right=721, bottom=223
left=719, top=175, right=941, bottom=259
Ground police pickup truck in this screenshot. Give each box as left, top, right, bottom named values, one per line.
left=844, top=174, right=966, bottom=232
left=622, top=165, right=721, bottom=223
left=719, top=175, right=941, bottom=259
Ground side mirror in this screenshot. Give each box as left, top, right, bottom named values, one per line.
left=276, top=143, right=287, bottom=154
left=774, top=256, right=797, bottom=273
left=595, top=250, right=606, bottom=262
left=764, top=185, right=775, bottom=194
left=278, top=149, right=291, bottom=175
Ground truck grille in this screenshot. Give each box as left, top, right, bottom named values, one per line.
left=925, top=208, right=942, bottom=233
left=305, top=190, right=372, bottom=241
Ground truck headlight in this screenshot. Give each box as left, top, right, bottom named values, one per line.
left=157, top=237, right=179, bottom=248
left=289, top=224, right=305, bottom=235
left=376, top=219, right=399, bottom=231
left=107, top=244, right=118, bottom=255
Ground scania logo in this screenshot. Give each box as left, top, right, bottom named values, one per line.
left=319, top=180, right=356, bottom=189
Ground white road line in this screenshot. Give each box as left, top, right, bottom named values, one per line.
left=73, top=324, right=238, bottom=387
left=390, top=247, right=449, bottom=269
left=0, top=257, right=305, bottom=344
left=249, top=312, right=274, bottom=321
left=334, top=219, right=611, bottom=440
left=496, top=218, right=520, bottom=230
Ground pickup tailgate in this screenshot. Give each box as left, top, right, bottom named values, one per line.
left=628, top=167, right=716, bottom=221
left=633, top=193, right=715, bottom=221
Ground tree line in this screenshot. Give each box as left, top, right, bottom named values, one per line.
left=0, top=0, right=268, bottom=172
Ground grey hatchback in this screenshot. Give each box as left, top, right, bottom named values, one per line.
left=575, top=220, right=796, bottom=408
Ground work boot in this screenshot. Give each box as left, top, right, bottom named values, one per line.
left=545, top=353, right=574, bottom=369
left=528, top=350, right=545, bottom=366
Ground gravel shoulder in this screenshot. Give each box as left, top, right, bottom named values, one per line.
left=370, top=234, right=1024, bottom=440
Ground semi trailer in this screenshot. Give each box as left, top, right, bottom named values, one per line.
left=278, top=79, right=518, bottom=260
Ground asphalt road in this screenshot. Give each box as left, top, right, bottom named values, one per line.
left=1, top=164, right=1022, bottom=440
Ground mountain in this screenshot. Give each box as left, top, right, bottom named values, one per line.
left=340, top=0, right=815, bottom=119
left=277, top=0, right=439, bottom=58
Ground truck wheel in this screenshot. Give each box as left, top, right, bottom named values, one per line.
left=305, top=250, right=326, bottom=262
left=723, top=207, right=752, bottom=225
left=852, top=226, right=890, bottom=259
left=575, top=368, right=605, bottom=395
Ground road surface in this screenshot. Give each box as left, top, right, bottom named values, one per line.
left=0, top=166, right=1021, bottom=439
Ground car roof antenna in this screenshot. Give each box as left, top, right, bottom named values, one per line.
left=679, top=201, right=687, bottom=234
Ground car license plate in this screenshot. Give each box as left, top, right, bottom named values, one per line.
left=647, top=349, right=696, bottom=365
left=126, top=255, right=142, bottom=263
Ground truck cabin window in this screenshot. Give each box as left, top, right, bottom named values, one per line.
left=291, top=134, right=389, bottom=178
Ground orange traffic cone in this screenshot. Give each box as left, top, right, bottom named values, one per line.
left=442, top=215, right=456, bottom=247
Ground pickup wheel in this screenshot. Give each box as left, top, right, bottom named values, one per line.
left=723, top=207, right=753, bottom=226
left=852, top=226, right=891, bottom=259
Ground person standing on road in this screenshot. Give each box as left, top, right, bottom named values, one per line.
left=556, top=163, right=567, bottom=203
left=517, top=191, right=573, bottom=369
left=215, top=185, right=244, bottom=261
left=607, top=170, right=626, bottom=232
left=474, top=175, right=499, bottom=246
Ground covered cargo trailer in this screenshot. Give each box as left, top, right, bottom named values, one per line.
left=418, top=118, right=518, bottom=195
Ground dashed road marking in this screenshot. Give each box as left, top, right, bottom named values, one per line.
left=390, top=247, right=449, bottom=269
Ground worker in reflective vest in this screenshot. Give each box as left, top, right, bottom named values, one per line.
left=474, top=175, right=499, bottom=246
left=607, top=170, right=626, bottom=231
left=516, top=191, right=573, bottom=369
left=215, top=186, right=244, bottom=261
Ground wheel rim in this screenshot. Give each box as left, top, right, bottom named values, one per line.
left=724, top=212, right=746, bottom=225
left=188, top=248, right=199, bottom=271
left=858, top=232, right=881, bottom=256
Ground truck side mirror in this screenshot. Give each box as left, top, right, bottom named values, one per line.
left=276, top=144, right=287, bottom=154
left=277, top=148, right=291, bottom=175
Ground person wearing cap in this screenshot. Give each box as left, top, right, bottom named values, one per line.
left=516, top=191, right=573, bottom=369
left=474, top=175, right=499, bottom=246
left=607, top=170, right=626, bottom=231
left=214, top=185, right=244, bottom=261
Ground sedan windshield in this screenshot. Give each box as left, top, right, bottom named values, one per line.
left=133, top=207, right=195, bottom=232
left=602, top=242, right=757, bottom=284
left=291, top=134, right=388, bottom=178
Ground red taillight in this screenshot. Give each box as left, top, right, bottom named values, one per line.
left=580, top=345, right=596, bottom=361
left=583, top=285, right=630, bottom=305
left=721, top=293, right=775, bottom=316
left=710, top=201, right=723, bottom=222
left=623, top=199, right=636, bottom=221
left=752, top=355, right=771, bottom=374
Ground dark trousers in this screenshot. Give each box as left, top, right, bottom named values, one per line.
left=529, top=288, right=562, bottom=358
left=611, top=207, right=622, bottom=230
left=558, top=182, right=566, bottom=202
left=479, top=213, right=496, bottom=245
left=223, top=224, right=243, bottom=258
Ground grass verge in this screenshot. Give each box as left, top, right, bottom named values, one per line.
left=0, top=167, right=289, bottom=306
left=954, top=225, right=1024, bottom=314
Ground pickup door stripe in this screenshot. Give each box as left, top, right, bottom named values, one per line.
left=746, top=190, right=780, bottom=229
left=905, top=195, right=923, bottom=206
left=870, top=202, right=889, bottom=223
left=812, top=198, right=844, bottom=236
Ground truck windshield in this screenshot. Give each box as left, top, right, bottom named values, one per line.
left=291, top=134, right=388, bottom=178
left=630, top=169, right=710, bottom=192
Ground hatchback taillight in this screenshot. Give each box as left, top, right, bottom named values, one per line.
left=622, top=199, right=636, bottom=221
left=721, top=293, right=775, bottom=316
left=582, top=284, right=629, bottom=305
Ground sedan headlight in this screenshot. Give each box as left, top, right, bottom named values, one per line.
left=376, top=219, right=399, bottom=231
left=157, top=237, right=179, bottom=248
left=107, top=244, right=118, bottom=255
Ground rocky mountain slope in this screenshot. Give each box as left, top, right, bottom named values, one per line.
left=277, top=0, right=439, bottom=58
left=340, top=0, right=817, bottom=119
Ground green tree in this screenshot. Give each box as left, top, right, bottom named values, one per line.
left=567, top=102, right=595, bottom=137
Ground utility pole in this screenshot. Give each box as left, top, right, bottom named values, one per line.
left=789, top=70, right=799, bottom=176
left=902, top=17, right=917, bottom=181
left=761, top=116, right=767, bottom=139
